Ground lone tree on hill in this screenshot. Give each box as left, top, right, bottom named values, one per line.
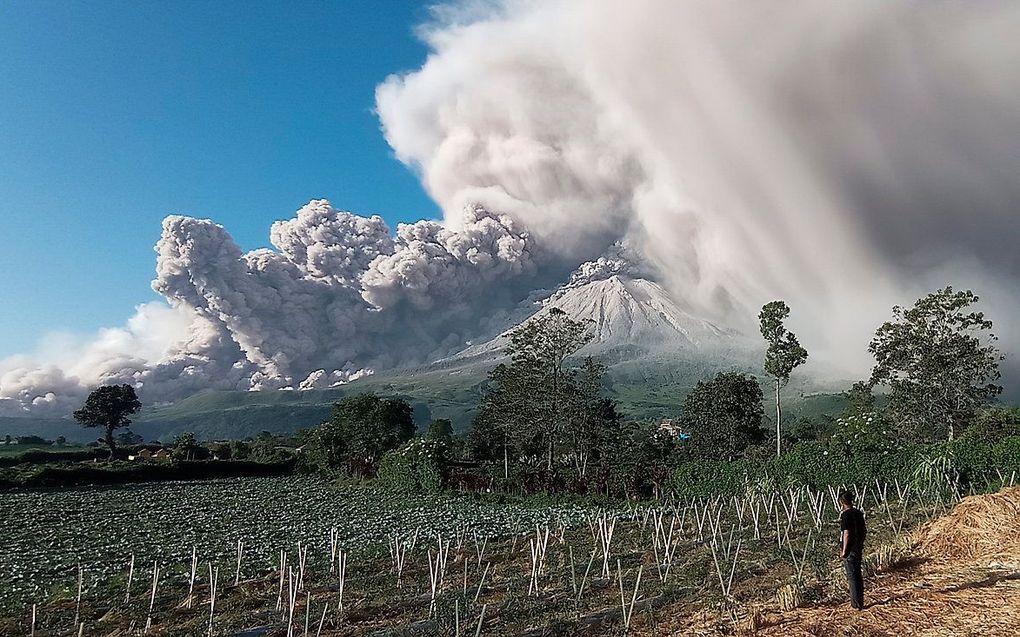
left=759, top=300, right=808, bottom=456
left=869, top=287, right=1002, bottom=441
left=73, top=384, right=142, bottom=458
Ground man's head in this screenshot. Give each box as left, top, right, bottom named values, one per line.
left=838, top=491, right=854, bottom=510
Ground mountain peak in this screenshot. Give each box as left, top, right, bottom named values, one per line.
left=445, top=273, right=732, bottom=362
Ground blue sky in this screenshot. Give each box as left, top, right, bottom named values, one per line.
left=0, top=0, right=440, bottom=358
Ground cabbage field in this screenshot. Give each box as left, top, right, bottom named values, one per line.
left=0, top=476, right=600, bottom=613
left=0, top=475, right=960, bottom=636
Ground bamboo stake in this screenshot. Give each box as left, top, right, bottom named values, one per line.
left=207, top=563, right=219, bottom=637
left=187, top=546, right=198, bottom=609
left=473, top=562, right=490, bottom=604
left=337, top=549, right=347, bottom=613
left=474, top=604, right=487, bottom=637
left=74, top=563, right=82, bottom=627
left=234, top=538, right=244, bottom=586
left=144, top=561, right=160, bottom=633
left=315, top=603, right=329, bottom=637
left=125, top=554, right=135, bottom=604
left=304, top=592, right=311, bottom=636
left=276, top=549, right=287, bottom=612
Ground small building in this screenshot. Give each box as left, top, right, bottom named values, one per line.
left=658, top=419, right=682, bottom=437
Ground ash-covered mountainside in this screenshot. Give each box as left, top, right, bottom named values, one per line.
left=445, top=252, right=742, bottom=365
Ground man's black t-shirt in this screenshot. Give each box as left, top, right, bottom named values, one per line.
left=839, top=508, right=867, bottom=556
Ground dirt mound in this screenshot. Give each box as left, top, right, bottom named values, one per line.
left=917, top=486, right=1020, bottom=563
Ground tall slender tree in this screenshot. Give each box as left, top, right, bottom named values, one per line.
left=759, top=301, right=808, bottom=456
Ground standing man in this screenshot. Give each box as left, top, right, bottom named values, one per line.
left=838, top=491, right=867, bottom=610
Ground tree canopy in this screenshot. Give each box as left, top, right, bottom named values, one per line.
left=759, top=300, right=808, bottom=455
left=679, top=372, right=766, bottom=460
left=869, top=287, right=1002, bottom=441
left=72, top=384, right=142, bottom=457
left=470, top=307, right=621, bottom=480
left=309, top=393, right=415, bottom=476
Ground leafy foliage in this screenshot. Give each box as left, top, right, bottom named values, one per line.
left=307, top=394, right=414, bottom=477
left=869, top=287, right=1002, bottom=441
left=72, top=384, right=142, bottom=456
left=470, top=308, right=604, bottom=477
left=759, top=301, right=808, bottom=455
left=378, top=437, right=447, bottom=494
left=679, top=372, right=766, bottom=460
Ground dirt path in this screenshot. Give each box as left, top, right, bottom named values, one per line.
left=750, top=559, right=1020, bottom=637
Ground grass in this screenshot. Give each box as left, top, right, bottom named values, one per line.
left=0, top=442, right=88, bottom=458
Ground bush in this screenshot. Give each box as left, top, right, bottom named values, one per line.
left=669, top=459, right=747, bottom=498
left=377, top=438, right=446, bottom=494
left=992, top=436, right=1020, bottom=477
left=0, top=458, right=295, bottom=489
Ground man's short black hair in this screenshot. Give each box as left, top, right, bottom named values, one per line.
left=838, top=491, right=854, bottom=507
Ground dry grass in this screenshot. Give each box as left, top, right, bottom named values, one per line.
left=916, top=486, right=1020, bottom=563
left=643, top=487, right=1020, bottom=637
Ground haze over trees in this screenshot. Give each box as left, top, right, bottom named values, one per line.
left=759, top=301, right=808, bottom=455
left=869, top=287, right=1003, bottom=441
left=72, top=384, right=142, bottom=457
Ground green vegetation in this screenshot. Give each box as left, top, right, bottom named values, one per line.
left=1, top=285, right=1017, bottom=634
left=679, top=372, right=765, bottom=460
left=304, top=394, right=415, bottom=477
left=759, top=300, right=809, bottom=456
left=72, top=384, right=142, bottom=457
left=869, top=286, right=1003, bottom=441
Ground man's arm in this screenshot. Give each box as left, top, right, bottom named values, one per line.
left=841, top=529, right=850, bottom=558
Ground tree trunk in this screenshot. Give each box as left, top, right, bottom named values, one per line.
left=547, top=440, right=553, bottom=472
left=503, top=443, right=509, bottom=481
left=105, top=426, right=117, bottom=461
left=775, top=380, right=782, bottom=457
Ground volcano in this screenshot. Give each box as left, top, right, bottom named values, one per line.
left=446, top=273, right=737, bottom=364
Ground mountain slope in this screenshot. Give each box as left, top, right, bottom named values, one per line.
left=448, top=275, right=736, bottom=362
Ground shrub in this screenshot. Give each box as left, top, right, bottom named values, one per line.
left=992, top=436, right=1020, bottom=477
left=377, top=437, right=446, bottom=494
left=669, top=459, right=746, bottom=498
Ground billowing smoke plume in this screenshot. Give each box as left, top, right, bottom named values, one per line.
left=3, top=0, right=1019, bottom=415
left=378, top=0, right=1020, bottom=365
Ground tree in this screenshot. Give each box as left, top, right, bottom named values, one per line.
left=679, top=372, right=766, bottom=460
left=72, top=384, right=142, bottom=458
left=961, top=408, right=1020, bottom=443
left=759, top=301, right=808, bottom=456
left=843, top=381, right=876, bottom=419
left=507, top=307, right=593, bottom=471
left=426, top=419, right=454, bottom=441
left=311, top=394, right=415, bottom=476
left=564, top=357, right=623, bottom=480
left=470, top=307, right=594, bottom=478
left=116, top=430, right=143, bottom=446
left=172, top=431, right=198, bottom=461
left=869, top=287, right=1002, bottom=441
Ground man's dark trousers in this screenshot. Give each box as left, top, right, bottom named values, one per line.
left=844, top=553, right=864, bottom=609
